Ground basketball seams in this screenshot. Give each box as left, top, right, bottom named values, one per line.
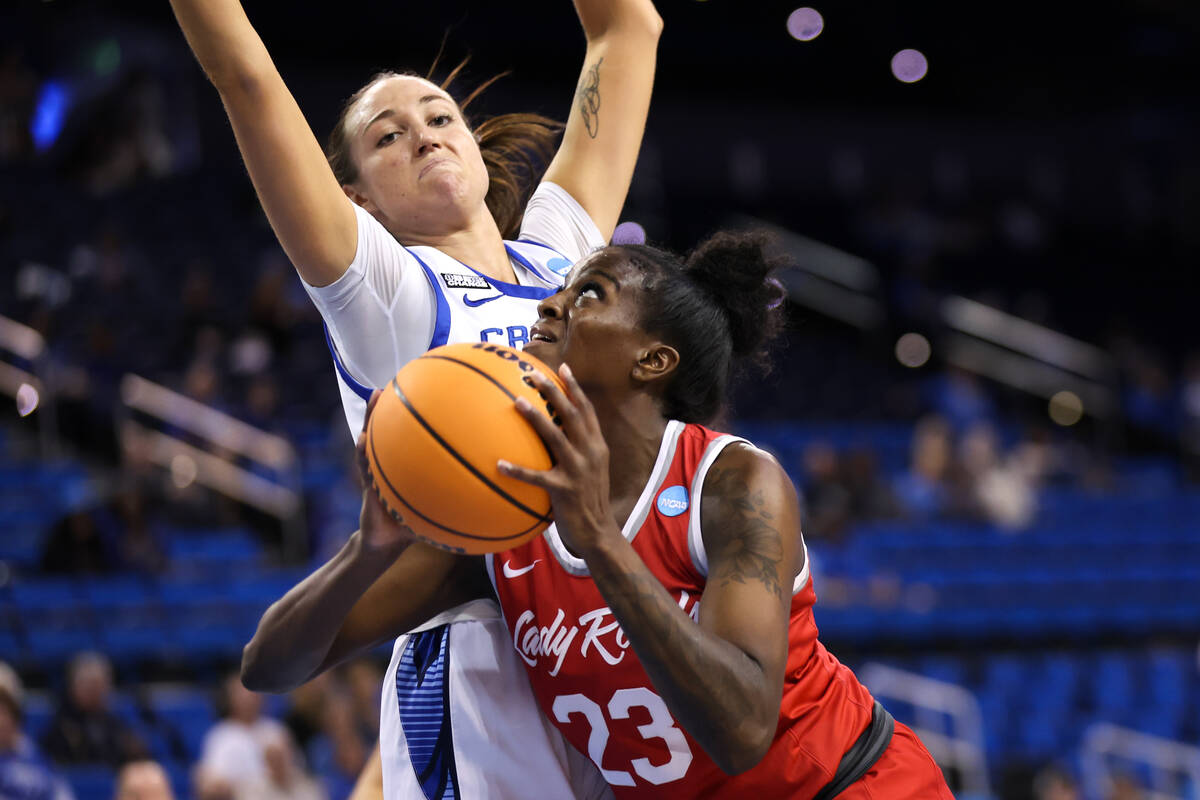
left=388, top=377, right=553, bottom=524
left=418, top=355, right=519, bottom=400
left=367, top=403, right=548, bottom=550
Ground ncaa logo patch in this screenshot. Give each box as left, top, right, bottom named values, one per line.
left=546, top=257, right=573, bottom=276
left=656, top=485, right=689, bottom=517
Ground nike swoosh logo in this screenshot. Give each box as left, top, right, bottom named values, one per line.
left=502, top=559, right=541, bottom=578
left=463, top=292, right=503, bottom=307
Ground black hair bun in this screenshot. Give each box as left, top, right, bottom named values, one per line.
left=684, top=230, right=785, bottom=361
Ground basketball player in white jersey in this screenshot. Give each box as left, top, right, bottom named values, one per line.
left=167, top=0, right=660, bottom=796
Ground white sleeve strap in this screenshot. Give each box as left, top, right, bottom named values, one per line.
left=688, top=438, right=811, bottom=595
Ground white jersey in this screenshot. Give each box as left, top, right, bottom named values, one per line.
left=302, top=182, right=608, bottom=800
left=381, top=601, right=613, bottom=800
left=304, top=181, right=602, bottom=437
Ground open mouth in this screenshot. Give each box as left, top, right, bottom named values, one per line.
left=529, top=324, right=557, bottom=343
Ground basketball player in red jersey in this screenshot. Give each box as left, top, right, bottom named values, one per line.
left=291, top=231, right=953, bottom=797
left=480, top=232, right=956, bottom=798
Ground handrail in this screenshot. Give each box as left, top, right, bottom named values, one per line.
left=120, top=374, right=295, bottom=470
left=860, top=662, right=991, bottom=798
left=941, top=295, right=1114, bottom=380
left=1080, top=722, right=1200, bottom=800
left=0, top=315, right=47, bottom=362
left=116, top=373, right=306, bottom=560
left=0, top=313, right=58, bottom=456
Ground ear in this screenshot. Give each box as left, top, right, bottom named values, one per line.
left=631, top=343, right=679, bottom=386
left=342, top=184, right=377, bottom=215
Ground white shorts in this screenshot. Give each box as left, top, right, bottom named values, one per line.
left=380, top=600, right=612, bottom=800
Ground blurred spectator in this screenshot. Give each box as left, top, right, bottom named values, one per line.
left=341, top=660, right=382, bottom=744
left=308, top=702, right=366, bottom=800
left=1106, top=774, right=1146, bottom=800
left=110, top=483, right=168, bottom=575
left=959, top=422, right=1037, bottom=530
left=40, top=507, right=118, bottom=575
left=114, top=760, right=175, bottom=800
left=1033, top=764, right=1079, bottom=800
left=234, top=728, right=325, bottom=800
left=0, top=661, right=74, bottom=800
left=245, top=253, right=298, bottom=361
left=893, top=415, right=955, bottom=518
left=930, top=368, right=996, bottom=432
left=283, top=675, right=330, bottom=756
left=194, top=674, right=291, bottom=800
left=40, top=652, right=146, bottom=766
left=39, top=484, right=167, bottom=576
left=841, top=447, right=899, bottom=522
left=800, top=442, right=852, bottom=540
left=1181, top=352, right=1200, bottom=481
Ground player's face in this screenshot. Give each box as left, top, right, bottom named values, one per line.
left=526, top=251, right=657, bottom=390
left=345, top=75, right=490, bottom=240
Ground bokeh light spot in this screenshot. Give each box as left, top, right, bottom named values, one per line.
left=1048, top=390, right=1083, bottom=426
left=93, top=39, right=121, bottom=76
left=16, top=383, right=39, bottom=417
left=894, top=333, right=931, bottom=368
left=31, top=80, right=70, bottom=152
left=891, top=48, right=929, bottom=83
left=612, top=221, right=646, bottom=245
left=787, top=8, right=824, bottom=41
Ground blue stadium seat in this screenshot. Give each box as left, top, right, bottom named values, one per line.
left=60, top=765, right=114, bottom=800
left=148, top=686, right=216, bottom=760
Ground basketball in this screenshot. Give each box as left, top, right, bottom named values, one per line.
left=364, top=341, right=566, bottom=555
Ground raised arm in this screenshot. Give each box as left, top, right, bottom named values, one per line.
left=169, top=0, right=357, bottom=287
left=542, top=0, right=663, bottom=241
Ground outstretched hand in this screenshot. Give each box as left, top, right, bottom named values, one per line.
left=357, top=390, right=416, bottom=553
left=498, top=364, right=620, bottom=556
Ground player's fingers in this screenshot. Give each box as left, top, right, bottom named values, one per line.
left=497, top=459, right=561, bottom=491
left=515, top=396, right=573, bottom=460
left=527, top=369, right=587, bottom=442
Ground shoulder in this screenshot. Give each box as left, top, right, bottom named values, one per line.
left=519, top=181, right=606, bottom=262
left=699, top=443, right=799, bottom=553
left=700, top=442, right=795, bottom=519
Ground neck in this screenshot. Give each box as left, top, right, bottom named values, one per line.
left=401, top=208, right=515, bottom=283
left=591, top=392, right=670, bottom=507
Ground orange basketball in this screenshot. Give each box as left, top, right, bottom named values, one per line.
left=365, top=342, right=566, bottom=555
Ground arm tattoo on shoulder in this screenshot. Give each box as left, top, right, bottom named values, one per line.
left=706, top=468, right=785, bottom=600
left=576, top=58, right=603, bottom=138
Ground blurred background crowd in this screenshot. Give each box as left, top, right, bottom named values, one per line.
left=1, top=0, right=1198, bottom=798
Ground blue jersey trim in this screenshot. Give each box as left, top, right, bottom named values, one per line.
left=408, top=249, right=453, bottom=349
left=503, top=244, right=566, bottom=293
left=431, top=244, right=560, bottom=299
left=514, top=238, right=568, bottom=260
left=397, top=626, right=460, bottom=800
left=323, top=324, right=373, bottom=402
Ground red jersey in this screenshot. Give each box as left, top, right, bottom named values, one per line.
left=487, top=421, right=878, bottom=798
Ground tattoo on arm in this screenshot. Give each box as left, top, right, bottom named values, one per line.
left=706, top=468, right=785, bottom=600
left=576, top=58, right=603, bottom=138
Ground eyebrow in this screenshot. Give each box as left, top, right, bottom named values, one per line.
left=583, top=268, right=621, bottom=291
left=363, top=96, right=453, bottom=132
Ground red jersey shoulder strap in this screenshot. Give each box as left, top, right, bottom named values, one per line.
left=683, top=426, right=812, bottom=595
